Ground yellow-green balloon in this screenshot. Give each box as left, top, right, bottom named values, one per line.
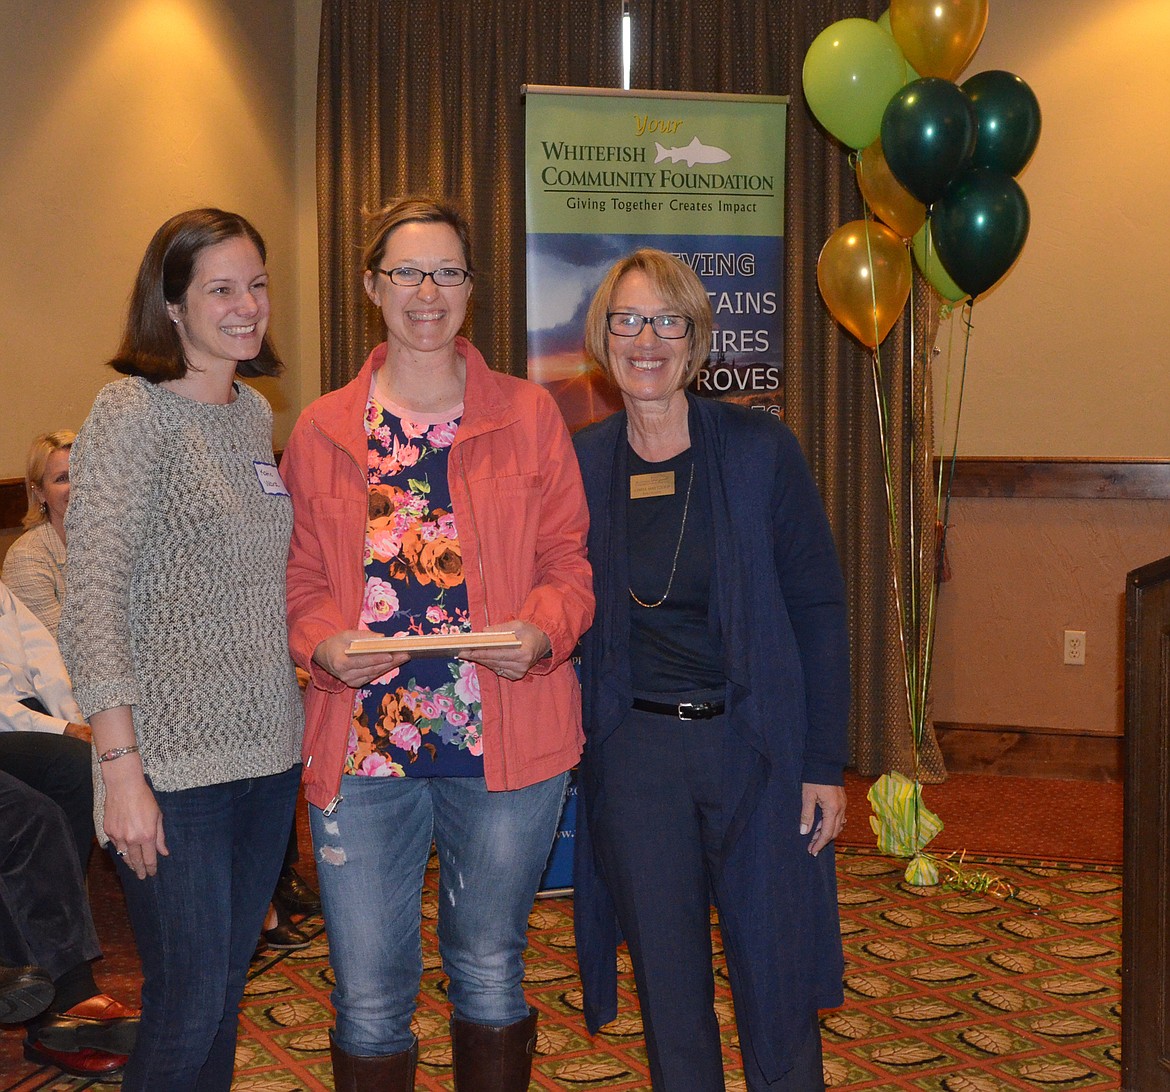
left=803, top=18, right=908, bottom=150
left=912, top=222, right=967, bottom=303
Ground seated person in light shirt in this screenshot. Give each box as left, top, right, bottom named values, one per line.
left=2, top=430, right=75, bottom=640
left=0, top=579, right=93, bottom=870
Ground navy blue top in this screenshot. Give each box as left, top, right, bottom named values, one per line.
left=626, top=445, right=723, bottom=693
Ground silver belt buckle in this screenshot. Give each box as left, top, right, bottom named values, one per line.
left=677, top=702, right=703, bottom=720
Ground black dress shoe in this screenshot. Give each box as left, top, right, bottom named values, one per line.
left=26, top=994, right=140, bottom=1055
left=262, top=920, right=311, bottom=950
left=0, top=965, right=53, bottom=1024
left=273, top=866, right=321, bottom=915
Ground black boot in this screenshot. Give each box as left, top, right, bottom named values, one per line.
left=450, top=1008, right=538, bottom=1091
left=330, top=1032, right=417, bottom=1091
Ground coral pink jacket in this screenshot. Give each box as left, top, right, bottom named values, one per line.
left=281, top=339, right=593, bottom=809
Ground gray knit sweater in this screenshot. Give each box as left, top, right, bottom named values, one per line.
left=59, top=377, right=302, bottom=802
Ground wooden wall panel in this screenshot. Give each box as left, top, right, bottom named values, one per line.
left=1122, top=554, right=1170, bottom=1090
left=941, top=458, right=1170, bottom=500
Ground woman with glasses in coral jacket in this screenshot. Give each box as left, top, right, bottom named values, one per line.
left=281, top=196, right=592, bottom=1091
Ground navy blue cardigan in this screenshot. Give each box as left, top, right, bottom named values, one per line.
left=572, top=394, right=849, bottom=1081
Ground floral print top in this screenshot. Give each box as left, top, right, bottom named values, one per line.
left=344, top=395, right=484, bottom=778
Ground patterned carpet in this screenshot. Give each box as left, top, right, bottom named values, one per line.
left=1, top=775, right=1123, bottom=1090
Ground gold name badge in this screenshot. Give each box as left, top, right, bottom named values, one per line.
left=630, top=471, right=676, bottom=499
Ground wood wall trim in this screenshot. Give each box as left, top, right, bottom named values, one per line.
left=6, top=458, right=1168, bottom=531
left=933, top=719, right=1122, bottom=741
left=938, top=458, right=1170, bottom=500
left=934, top=721, right=1122, bottom=781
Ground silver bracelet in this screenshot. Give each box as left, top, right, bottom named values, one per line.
left=97, top=744, right=139, bottom=764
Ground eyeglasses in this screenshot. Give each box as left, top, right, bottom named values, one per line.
left=377, top=266, right=472, bottom=287
left=606, top=312, right=693, bottom=339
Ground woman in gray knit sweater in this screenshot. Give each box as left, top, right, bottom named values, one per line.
left=59, top=209, right=303, bottom=1091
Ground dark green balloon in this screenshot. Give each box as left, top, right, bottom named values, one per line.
left=932, top=168, right=1030, bottom=298
left=880, top=77, right=976, bottom=207
left=962, top=70, right=1041, bottom=176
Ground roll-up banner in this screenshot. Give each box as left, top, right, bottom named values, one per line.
left=524, top=86, right=787, bottom=432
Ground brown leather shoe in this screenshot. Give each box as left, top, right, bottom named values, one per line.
left=330, top=1032, right=417, bottom=1091
left=451, top=1008, right=538, bottom=1091
left=262, top=920, right=311, bottom=950
left=26, top=993, right=139, bottom=1055
left=22, top=1039, right=128, bottom=1079
left=273, top=866, right=321, bottom=915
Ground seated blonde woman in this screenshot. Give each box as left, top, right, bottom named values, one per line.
left=2, top=431, right=75, bottom=640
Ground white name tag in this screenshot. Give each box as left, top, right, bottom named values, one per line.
left=254, top=461, right=290, bottom=496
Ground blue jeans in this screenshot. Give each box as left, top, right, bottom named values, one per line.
left=311, top=771, right=568, bottom=1055
left=114, top=765, right=300, bottom=1092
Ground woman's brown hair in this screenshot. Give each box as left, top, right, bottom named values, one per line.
left=109, top=208, right=282, bottom=382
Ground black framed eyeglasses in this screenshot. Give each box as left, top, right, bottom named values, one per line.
left=606, top=312, right=693, bottom=339
left=377, top=266, right=472, bottom=287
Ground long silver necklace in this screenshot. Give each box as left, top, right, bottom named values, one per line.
left=629, top=460, right=695, bottom=609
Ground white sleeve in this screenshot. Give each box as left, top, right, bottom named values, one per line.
left=0, top=582, right=84, bottom=733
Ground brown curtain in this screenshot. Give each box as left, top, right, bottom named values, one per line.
left=629, top=0, right=945, bottom=779
left=317, top=0, right=944, bottom=779
left=317, top=0, right=624, bottom=388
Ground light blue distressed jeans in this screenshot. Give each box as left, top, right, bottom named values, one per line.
left=310, top=771, right=569, bottom=1056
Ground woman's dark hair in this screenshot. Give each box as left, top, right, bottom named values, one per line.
left=360, top=196, right=474, bottom=275
left=109, top=208, right=282, bottom=381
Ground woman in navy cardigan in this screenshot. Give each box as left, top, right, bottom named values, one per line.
left=572, top=249, right=849, bottom=1090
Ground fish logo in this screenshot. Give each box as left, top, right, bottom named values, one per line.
left=654, top=137, right=731, bottom=168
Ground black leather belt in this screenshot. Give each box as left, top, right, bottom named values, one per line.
left=631, top=698, right=725, bottom=721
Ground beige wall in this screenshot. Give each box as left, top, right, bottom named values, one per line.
left=933, top=0, right=1170, bottom=457
left=931, top=497, right=1168, bottom=734
left=0, top=0, right=322, bottom=479
left=927, top=1, right=1170, bottom=742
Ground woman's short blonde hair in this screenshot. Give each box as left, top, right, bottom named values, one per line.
left=23, top=430, right=76, bottom=528
left=583, top=249, right=712, bottom=389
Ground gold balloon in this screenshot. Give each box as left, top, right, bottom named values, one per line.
left=856, top=137, right=926, bottom=240
left=817, top=220, right=912, bottom=348
left=889, top=0, right=988, bottom=81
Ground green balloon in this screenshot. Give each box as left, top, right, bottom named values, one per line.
left=881, top=77, right=976, bottom=206
left=912, top=223, right=966, bottom=303
left=803, top=18, right=908, bottom=150
left=962, top=69, right=1042, bottom=176
left=932, top=168, right=1030, bottom=298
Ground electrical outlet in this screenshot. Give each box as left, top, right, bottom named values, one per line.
left=1064, top=629, right=1086, bottom=666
